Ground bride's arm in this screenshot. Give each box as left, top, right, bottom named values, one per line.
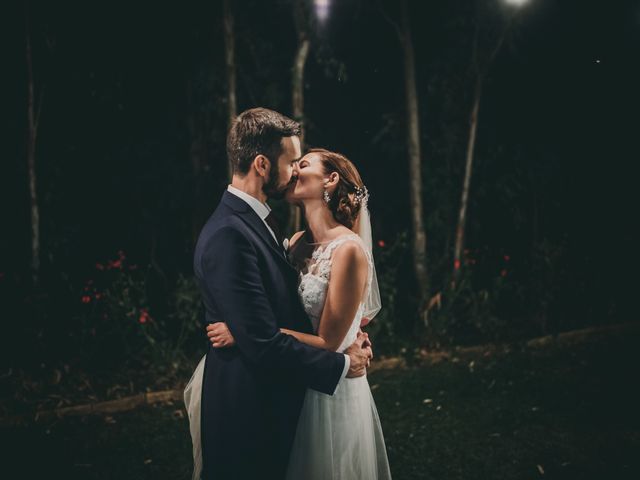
left=207, top=241, right=368, bottom=352
left=281, top=242, right=368, bottom=352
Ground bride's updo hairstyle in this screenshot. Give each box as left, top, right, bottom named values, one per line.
left=309, top=148, right=365, bottom=230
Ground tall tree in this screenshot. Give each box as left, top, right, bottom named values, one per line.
left=384, top=0, right=430, bottom=314
left=187, top=78, right=207, bottom=244
left=451, top=3, right=515, bottom=286
left=25, top=2, right=42, bottom=287
left=380, top=0, right=430, bottom=318
left=452, top=72, right=482, bottom=287
left=292, top=0, right=310, bottom=147
left=288, top=0, right=311, bottom=233
left=223, top=0, right=237, bottom=181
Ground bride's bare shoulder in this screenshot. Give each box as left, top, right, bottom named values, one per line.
left=331, top=238, right=368, bottom=268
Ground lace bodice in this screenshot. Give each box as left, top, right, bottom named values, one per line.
left=297, top=234, right=374, bottom=353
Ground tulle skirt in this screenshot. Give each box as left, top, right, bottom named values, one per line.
left=185, top=356, right=392, bottom=480
left=285, top=375, right=392, bottom=480
left=184, top=354, right=206, bottom=480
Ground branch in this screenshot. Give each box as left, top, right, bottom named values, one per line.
left=487, top=24, right=509, bottom=67
left=293, top=0, right=310, bottom=43
left=377, top=0, right=403, bottom=42
left=477, top=13, right=517, bottom=79
left=34, top=84, right=45, bottom=141
left=470, top=3, right=480, bottom=74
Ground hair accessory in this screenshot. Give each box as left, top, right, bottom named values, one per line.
left=354, top=185, right=369, bottom=207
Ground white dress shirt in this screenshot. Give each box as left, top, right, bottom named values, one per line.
left=227, top=185, right=277, bottom=243
left=226, top=185, right=350, bottom=392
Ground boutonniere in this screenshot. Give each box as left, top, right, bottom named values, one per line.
left=283, top=238, right=298, bottom=268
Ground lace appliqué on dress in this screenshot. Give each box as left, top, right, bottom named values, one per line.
left=297, top=234, right=373, bottom=350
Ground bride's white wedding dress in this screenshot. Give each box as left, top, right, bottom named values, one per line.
left=184, top=233, right=392, bottom=480
left=285, top=233, right=392, bottom=480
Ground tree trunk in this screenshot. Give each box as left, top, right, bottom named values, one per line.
left=288, top=0, right=310, bottom=235
left=291, top=39, right=309, bottom=145
left=450, top=10, right=510, bottom=287
left=400, top=0, right=429, bottom=310
left=223, top=0, right=237, bottom=181
left=25, top=3, right=40, bottom=287
left=291, top=0, right=309, bottom=148
left=452, top=76, right=483, bottom=287
left=187, top=80, right=206, bottom=245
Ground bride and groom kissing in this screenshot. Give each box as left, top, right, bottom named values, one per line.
left=184, top=107, right=392, bottom=479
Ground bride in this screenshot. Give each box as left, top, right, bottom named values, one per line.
left=186, top=148, right=392, bottom=479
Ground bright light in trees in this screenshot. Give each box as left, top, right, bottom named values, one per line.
left=504, top=0, right=529, bottom=6
left=314, top=0, right=331, bottom=23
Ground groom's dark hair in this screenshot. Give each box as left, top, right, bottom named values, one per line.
left=227, top=108, right=301, bottom=176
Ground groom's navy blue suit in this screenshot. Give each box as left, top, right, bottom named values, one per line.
left=194, top=191, right=346, bottom=480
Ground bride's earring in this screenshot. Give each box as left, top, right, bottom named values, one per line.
left=323, top=188, right=331, bottom=204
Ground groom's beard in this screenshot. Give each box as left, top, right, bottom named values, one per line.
left=263, top=163, right=292, bottom=200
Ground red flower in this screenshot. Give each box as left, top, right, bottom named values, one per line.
left=81, top=295, right=91, bottom=304
left=95, top=263, right=105, bottom=271
left=454, top=259, right=461, bottom=270
left=108, top=259, right=122, bottom=269
left=377, top=240, right=386, bottom=248
left=138, top=309, right=151, bottom=324
left=500, top=269, right=508, bottom=277
left=503, top=255, right=511, bottom=262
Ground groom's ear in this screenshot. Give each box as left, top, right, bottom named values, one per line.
left=253, top=154, right=270, bottom=178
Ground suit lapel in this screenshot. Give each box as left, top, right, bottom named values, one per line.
left=219, top=191, right=312, bottom=333
left=222, top=191, right=295, bottom=272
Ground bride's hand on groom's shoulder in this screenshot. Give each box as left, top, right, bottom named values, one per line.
left=345, top=332, right=373, bottom=378
left=206, top=322, right=236, bottom=348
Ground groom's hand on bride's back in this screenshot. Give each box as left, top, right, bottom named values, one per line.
left=206, top=322, right=236, bottom=348
left=345, top=331, right=373, bottom=378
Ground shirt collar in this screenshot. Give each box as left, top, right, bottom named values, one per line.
left=227, top=185, right=271, bottom=220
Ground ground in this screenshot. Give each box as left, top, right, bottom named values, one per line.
left=2, top=331, right=638, bottom=479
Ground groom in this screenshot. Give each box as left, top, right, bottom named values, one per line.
left=194, top=107, right=373, bottom=479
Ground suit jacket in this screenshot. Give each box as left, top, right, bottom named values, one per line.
left=194, top=190, right=345, bottom=480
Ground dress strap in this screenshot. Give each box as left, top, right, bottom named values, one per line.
left=337, top=234, right=372, bottom=263
left=311, top=234, right=373, bottom=283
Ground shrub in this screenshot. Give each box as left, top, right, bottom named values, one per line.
left=78, top=251, right=202, bottom=372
